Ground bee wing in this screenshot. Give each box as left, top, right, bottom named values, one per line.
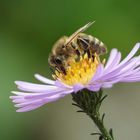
left=64, top=21, right=95, bottom=46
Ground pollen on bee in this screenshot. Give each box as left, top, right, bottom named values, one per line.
left=53, top=53, right=100, bottom=86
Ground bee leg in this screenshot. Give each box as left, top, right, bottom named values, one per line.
left=55, top=64, right=66, bottom=75
left=60, top=66, right=66, bottom=75
left=75, top=49, right=80, bottom=56
left=71, top=43, right=81, bottom=56
left=54, top=66, right=59, bottom=71
left=85, top=49, right=91, bottom=58
left=54, top=65, right=66, bottom=75
left=53, top=58, right=65, bottom=74
left=92, top=54, right=95, bottom=61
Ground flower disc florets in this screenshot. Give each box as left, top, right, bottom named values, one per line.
left=53, top=53, right=100, bottom=86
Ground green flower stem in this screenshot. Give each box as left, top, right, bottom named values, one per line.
left=90, top=113, right=113, bottom=140
left=71, top=89, right=114, bottom=140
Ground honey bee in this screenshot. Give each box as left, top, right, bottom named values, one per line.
left=48, top=21, right=107, bottom=74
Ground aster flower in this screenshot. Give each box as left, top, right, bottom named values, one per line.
left=10, top=43, right=140, bottom=112
left=10, top=21, right=140, bottom=140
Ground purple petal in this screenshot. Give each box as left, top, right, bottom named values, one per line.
left=86, top=83, right=102, bottom=92
left=104, top=49, right=118, bottom=70
left=73, top=84, right=84, bottom=92
left=102, top=56, right=140, bottom=81
left=15, top=81, right=62, bottom=92
left=24, top=89, right=73, bottom=100
left=55, top=80, right=72, bottom=88
left=90, top=64, right=104, bottom=82
left=116, top=43, right=140, bottom=68
left=104, top=51, right=121, bottom=74
left=16, top=104, right=44, bottom=112
left=12, top=98, right=26, bottom=103
left=11, top=76, right=74, bottom=112
left=15, top=94, right=66, bottom=108
left=11, top=88, right=73, bottom=112
left=34, top=74, right=55, bottom=85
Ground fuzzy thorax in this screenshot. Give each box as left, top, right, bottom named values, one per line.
left=53, top=54, right=100, bottom=86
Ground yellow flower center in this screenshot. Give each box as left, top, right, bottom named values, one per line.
left=53, top=53, right=100, bottom=86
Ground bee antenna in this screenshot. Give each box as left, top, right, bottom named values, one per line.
left=65, top=21, right=95, bottom=46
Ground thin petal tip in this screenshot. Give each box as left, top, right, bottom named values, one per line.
left=16, top=109, right=23, bottom=113
left=14, top=81, right=22, bottom=85
left=9, top=96, right=13, bottom=99
left=34, top=73, right=39, bottom=78
left=135, top=42, right=140, bottom=49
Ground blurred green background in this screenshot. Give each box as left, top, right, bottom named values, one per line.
left=0, top=0, right=140, bottom=140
